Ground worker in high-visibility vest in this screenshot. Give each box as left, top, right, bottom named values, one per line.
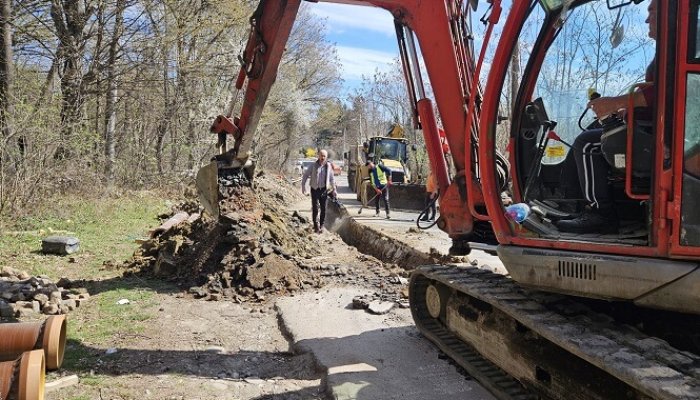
left=366, top=160, right=392, bottom=219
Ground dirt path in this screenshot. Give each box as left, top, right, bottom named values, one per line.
left=51, top=292, right=324, bottom=399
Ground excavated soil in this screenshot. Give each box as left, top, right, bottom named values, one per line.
left=125, top=172, right=411, bottom=306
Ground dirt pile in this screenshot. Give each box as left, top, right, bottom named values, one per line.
left=127, top=173, right=325, bottom=301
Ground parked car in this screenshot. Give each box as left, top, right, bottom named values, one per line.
left=300, top=160, right=315, bottom=175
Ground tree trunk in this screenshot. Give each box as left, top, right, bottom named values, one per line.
left=51, top=0, right=90, bottom=157
left=0, top=0, right=13, bottom=141
left=103, top=0, right=126, bottom=185
left=509, top=41, right=520, bottom=114
left=0, top=0, right=11, bottom=211
left=154, top=15, right=172, bottom=176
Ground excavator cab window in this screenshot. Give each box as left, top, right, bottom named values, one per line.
left=681, top=4, right=700, bottom=245
left=510, top=0, right=656, bottom=241
left=692, top=1, right=700, bottom=60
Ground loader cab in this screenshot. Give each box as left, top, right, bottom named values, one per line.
left=477, top=0, right=700, bottom=312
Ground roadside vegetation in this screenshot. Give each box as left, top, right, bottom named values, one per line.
left=0, top=190, right=171, bottom=372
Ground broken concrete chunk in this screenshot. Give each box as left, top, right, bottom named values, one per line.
left=367, top=301, right=395, bottom=315
left=33, top=293, right=49, bottom=305
left=352, top=296, right=370, bottom=310
left=260, top=245, right=274, bottom=256
left=45, top=374, right=79, bottom=392
left=42, top=236, right=80, bottom=255
left=0, top=300, right=14, bottom=318
left=42, top=303, right=60, bottom=315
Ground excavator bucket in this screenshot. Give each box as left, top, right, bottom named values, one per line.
left=196, top=162, right=220, bottom=218
left=196, top=159, right=257, bottom=218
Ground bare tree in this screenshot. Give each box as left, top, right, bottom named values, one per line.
left=103, top=0, right=127, bottom=185
left=0, top=0, right=12, bottom=140
left=50, top=0, right=92, bottom=155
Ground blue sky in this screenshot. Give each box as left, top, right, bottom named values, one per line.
left=306, top=2, right=499, bottom=95
left=307, top=3, right=399, bottom=93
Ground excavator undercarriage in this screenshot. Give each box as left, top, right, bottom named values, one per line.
left=411, top=265, right=700, bottom=400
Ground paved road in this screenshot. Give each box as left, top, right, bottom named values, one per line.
left=276, top=288, right=495, bottom=400
left=282, top=174, right=508, bottom=399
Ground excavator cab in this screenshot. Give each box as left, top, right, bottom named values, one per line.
left=504, top=0, right=655, bottom=240
left=476, top=0, right=700, bottom=313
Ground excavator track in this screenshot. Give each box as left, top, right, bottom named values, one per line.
left=410, top=265, right=700, bottom=400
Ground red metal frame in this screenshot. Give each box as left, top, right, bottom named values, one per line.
left=479, top=0, right=531, bottom=243
left=478, top=0, right=687, bottom=258
left=669, top=0, right=700, bottom=257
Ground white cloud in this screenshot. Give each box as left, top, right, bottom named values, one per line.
left=309, top=3, right=395, bottom=37
left=336, top=46, right=397, bottom=80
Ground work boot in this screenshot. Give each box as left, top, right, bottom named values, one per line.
left=555, top=207, right=618, bottom=234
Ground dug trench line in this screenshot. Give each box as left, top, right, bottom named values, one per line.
left=324, top=203, right=438, bottom=270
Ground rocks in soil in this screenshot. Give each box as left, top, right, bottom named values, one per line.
left=0, top=267, right=89, bottom=317
left=126, top=172, right=414, bottom=306
left=125, top=174, right=323, bottom=302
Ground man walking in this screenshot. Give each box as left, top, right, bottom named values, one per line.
left=302, top=150, right=337, bottom=233
left=366, top=161, right=392, bottom=219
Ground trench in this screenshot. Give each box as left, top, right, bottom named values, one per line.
left=324, top=201, right=437, bottom=270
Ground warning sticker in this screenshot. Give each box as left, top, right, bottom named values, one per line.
left=615, top=154, right=626, bottom=169
left=546, top=145, right=566, bottom=157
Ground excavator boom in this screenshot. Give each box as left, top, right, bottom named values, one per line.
left=197, top=0, right=491, bottom=246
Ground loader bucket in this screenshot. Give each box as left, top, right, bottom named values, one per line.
left=196, top=162, right=220, bottom=218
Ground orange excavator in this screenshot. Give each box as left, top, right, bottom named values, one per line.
left=197, top=1, right=700, bottom=398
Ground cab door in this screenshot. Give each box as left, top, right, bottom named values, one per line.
left=669, top=0, right=700, bottom=258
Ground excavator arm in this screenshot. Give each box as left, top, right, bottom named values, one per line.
left=197, top=0, right=303, bottom=217
left=197, top=0, right=500, bottom=254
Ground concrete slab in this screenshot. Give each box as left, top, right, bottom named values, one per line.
left=277, top=287, right=495, bottom=400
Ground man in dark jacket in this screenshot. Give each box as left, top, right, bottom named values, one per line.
left=302, top=150, right=337, bottom=233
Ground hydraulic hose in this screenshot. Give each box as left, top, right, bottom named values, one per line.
left=417, top=195, right=439, bottom=230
